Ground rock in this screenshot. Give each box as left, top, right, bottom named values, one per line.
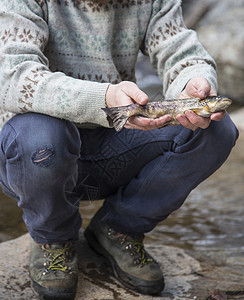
left=182, top=0, right=215, bottom=29
left=196, top=0, right=244, bottom=104
left=0, top=232, right=202, bottom=299
left=230, top=107, right=244, bottom=132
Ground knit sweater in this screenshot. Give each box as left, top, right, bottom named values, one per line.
left=0, top=0, right=217, bottom=130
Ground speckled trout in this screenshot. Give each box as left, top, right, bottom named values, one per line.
left=102, top=95, right=232, bottom=132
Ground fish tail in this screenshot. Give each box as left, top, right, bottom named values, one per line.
left=102, top=107, right=129, bottom=132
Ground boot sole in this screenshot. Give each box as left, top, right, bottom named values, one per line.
left=31, top=280, right=77, bottom=300
left=84, top=227, right=165, bottom=295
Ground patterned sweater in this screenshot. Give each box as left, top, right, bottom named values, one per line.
left=0, top=0, right=217, bottom=130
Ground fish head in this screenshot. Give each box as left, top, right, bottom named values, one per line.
left=200, top=95, right=232, bottom=113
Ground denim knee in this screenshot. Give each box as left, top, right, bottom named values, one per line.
left=10, top=113, right=80, bottom=157
left=202, top=113, right=238, bottom=167
left=176, top=114, right=238, bottom=167
left=1, top=113, right=81, bottom=194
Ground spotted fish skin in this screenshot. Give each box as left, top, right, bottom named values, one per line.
left=102, top=95, right=232, bottom=132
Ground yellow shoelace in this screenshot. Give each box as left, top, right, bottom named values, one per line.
left=44, top=246, right=72, bottom=272
left=131, top=241, right=153, bottom=266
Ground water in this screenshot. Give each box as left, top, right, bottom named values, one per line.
left=153, top=136, right=244, bottom=253
left=0, top=191, right=27, bottom=242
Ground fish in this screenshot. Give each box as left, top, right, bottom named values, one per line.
left=102, top=95, right=232, bottom=132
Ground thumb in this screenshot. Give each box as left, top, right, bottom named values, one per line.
left=185, top=77, right=212, bottom=99
left=120, top=81, right=148, bottom=105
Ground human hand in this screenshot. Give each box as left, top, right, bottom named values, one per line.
left=177, top=77, right=226, bottom=131
left=106, top=81, right=172, bottom=130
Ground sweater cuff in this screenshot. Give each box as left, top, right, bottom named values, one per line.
left=165, top=64, right=218, bottom=99
left=76, top=81, right=111, bottom=127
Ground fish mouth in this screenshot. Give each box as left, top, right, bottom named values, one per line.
left=214, top=96, right=232, bottom=110
left=221, top=98, right=232, bottom=109
left=206, top=96, right=232, bottom=113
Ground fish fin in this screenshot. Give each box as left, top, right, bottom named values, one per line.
left=102, top=107, right=129, bottom=132
left=191, top=108, right=211, bottom=118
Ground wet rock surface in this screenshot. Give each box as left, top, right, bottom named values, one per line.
left=0, top=227, right=243, bottom=299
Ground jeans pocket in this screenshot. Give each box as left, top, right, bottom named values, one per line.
left=0, top=181, right=18, bottom=200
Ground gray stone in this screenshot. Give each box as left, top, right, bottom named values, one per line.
left=196, top=0, right=244, bottom=103
left=231, top=107, right=244, bottom=131
left=182, top=0, right=215, bottom=29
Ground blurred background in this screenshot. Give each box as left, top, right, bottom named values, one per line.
left=136, top=0, right=244, bottom=107
left=0, top=0, right=244, bottom=289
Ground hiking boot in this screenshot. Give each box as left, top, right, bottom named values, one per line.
left=84, top=209, right=165, bottom=295
left=30, top=238, right=78, bottom=300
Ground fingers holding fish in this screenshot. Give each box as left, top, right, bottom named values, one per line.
left=102, top=96, right=232, bottom=132
left=176, top=113, right=198, bottom=131
left=177, top=78, right=218, bottom=131
left=124, top=114, right=172, bottom=131
left=210, top=111, right=226, bottom=122
left=177, top=110, right=211, bottom=130
left=179, top=77, right=216, bottom=100
left=177, top=110, right=226, bottom=131
left=105, top=81, right=149, bottom=108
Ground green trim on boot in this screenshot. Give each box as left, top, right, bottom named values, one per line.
left=84, top=209, right=165, bottom=295
left=30, top=239, right=78, bottom=300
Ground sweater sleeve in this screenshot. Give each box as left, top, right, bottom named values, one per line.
left=0, top=0, right=111, bottom=127
left=143, top=0, right=218, bottom=99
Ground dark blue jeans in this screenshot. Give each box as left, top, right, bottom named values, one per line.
left=0, top=113, right=238, bottom=243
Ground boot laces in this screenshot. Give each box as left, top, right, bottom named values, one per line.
left=41, top=243, right=74, bottom=275
left=129, top=240, right=153, bottom=267
left=108, top=229, right=153, bottom=267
